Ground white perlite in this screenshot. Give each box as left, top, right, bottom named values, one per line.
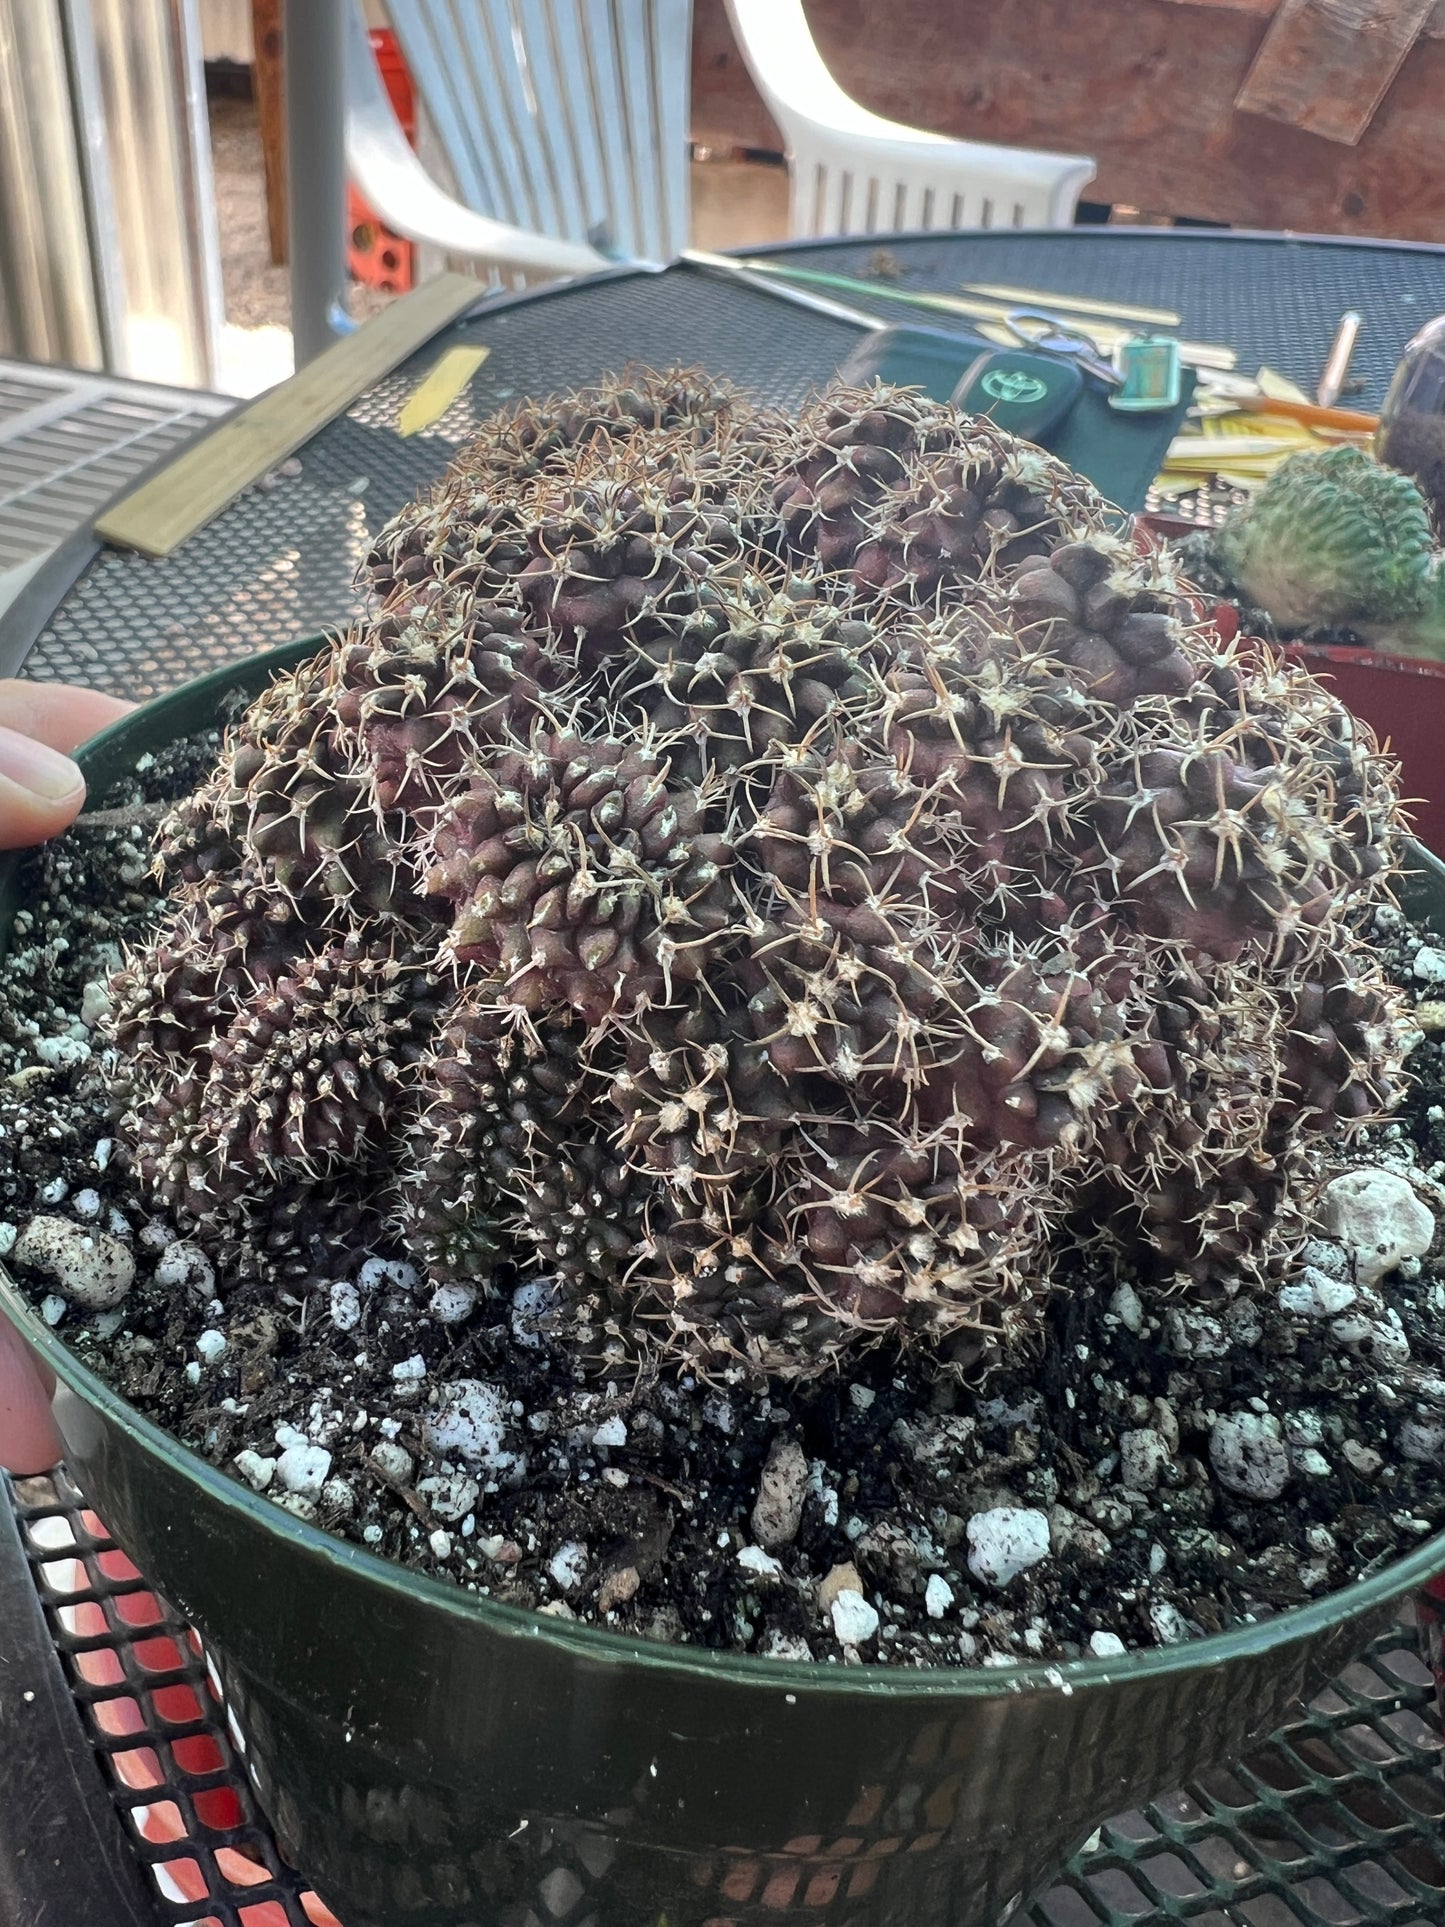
left=328, top=1281, right=362, bottom=1332
left=13, top=1215, right=133, bottom=1309
left=423, top=1379, right=515, bottom=1469
left=274, top=1444, right=331, bottom=1500
left=428, top=1282, right=477, bottom=1325
left=924, top=1574, right=954, bottom=1620
left=1277, top=1268, right=1357, bottom=1319
left=548, top=1541, right=589, bottom=1591
left=367, top=1441, right=414, bottom=1487
left=965, top=1507, right=1052, bottom=1588
left=195, top=1330, right=227, bottom=1366
left=591, top=1414, right=628, bottom=1448
left=154, top=1241, right=215, bottom=1296
left=416, top=1473, right=480, bottom=1523
left=234, top=1451, right=276, bottom=1491
left=736, top=1545, right=784, bottom=1582
left=1411, top=943, right=1445, bottom=985
left=1321, top=1170, right=1434, bottom=1287
left=829, top=1590, right=880, bottom=1647
left=1209, top=1412, right=1290, bottom=1500
left=1088, top=1630, right=1127, bottom=1659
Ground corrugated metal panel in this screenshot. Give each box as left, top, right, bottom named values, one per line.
left=0, top=358, right=229, bottom=574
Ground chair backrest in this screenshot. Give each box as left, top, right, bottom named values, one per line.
left=383, top=0, right=693, bottom=263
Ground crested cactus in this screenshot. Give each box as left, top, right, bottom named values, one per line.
left=107, top=367, right=1412, bottom=1379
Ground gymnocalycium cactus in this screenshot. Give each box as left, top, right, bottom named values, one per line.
left=106, top=368, right=1409, bottom=1379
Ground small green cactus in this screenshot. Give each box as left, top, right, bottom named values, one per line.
left=1216, top=444, right=1445, bottom=656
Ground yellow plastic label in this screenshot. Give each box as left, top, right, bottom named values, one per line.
left=398, top=343, right=491, bottom=437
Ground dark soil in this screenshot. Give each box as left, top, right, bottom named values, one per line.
left=3, top=730, right=1445, bottom=1669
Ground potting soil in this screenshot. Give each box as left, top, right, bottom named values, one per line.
left=3, top=727, right=1445, bottom=1669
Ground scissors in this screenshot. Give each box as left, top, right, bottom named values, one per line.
left=1001, top=308, right=1123, bottom=387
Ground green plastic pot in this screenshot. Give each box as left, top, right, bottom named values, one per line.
left=3, top=643, right=1445, bottom=1927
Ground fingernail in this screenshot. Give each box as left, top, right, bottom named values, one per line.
left=0, top=726, right=83, bottom=802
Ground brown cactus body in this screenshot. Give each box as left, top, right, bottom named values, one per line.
left=107, top=370, right=1411, bottom=1377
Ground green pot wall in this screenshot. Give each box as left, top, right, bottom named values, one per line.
left=2, top=644, right=1444, bottom=1927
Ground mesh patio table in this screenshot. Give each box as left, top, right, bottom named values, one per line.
left=2, top=229, right=1444, bottom=1927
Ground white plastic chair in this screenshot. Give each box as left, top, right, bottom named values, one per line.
left=723, top=0, right=1096, bottom=236
left=343, top=0, right=694, bottom=284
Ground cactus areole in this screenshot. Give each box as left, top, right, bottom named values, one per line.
left=106, top=370, right=1410, bottom=1384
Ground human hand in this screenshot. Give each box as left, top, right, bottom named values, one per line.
left=0, top=678, right=133, bottom=1471
left=0, top=679, right=133, bottom=850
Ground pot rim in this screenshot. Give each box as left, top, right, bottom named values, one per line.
left=4, top=638, right=1443, bottom=1703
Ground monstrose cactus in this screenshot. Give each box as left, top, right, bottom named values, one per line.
left=105, top=369, right=1410, bottom=1378
left=1215, top=443, right=1445, bottom=656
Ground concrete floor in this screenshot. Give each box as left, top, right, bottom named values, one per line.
left=209, top=91, right=791, bottom=396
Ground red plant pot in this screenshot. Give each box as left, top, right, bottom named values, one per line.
left=1134, top=514, right=1445, bottom=858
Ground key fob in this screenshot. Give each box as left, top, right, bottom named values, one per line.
left=951, top=349, right=1083, bottom=443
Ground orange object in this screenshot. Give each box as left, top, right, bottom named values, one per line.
left=1233, top=394, right=1379, bottom=433
left=348, top=31, right=415, bottom=294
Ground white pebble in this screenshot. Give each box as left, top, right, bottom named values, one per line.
left=39, top=1177, right=68, bottom=1204
left=427, top=1282, right=476, bottom=1325
left=1119, top=1429, right=1170, bottom=1492
left=1277, top=1268, right=1358, bottom=1319
left=752, top=1438, right=809, bottom=1550
left=1088, top=1630, right=1127, bottom=1659
left=1398, top=1417, right=1445, bottom=1463
left=80, top=980, right=112, bottom=1028
left=965, top=1507, right=1052, bottom=1588
left=13, top=1214, right=134, bottom=1309
left=1322, top=1169, right=1435, bottom=1287
left=428, top=1530, right=453, bottom=1560
left=138, top=1218, right=175, bottom=1251
left=0, top=1222, right=15, bottom=1257
left=390, top=1354, right=426, bottom=1382
left=736, top=1544, right=784, bottom=1581
left=548, top=1541, right=589, bottom=1591
left=849, top=1384, right=876, bottom=1411
left=40, top=1295, right=66, bottom=1326
left=195, top=1329, right=227, bottom=1366
left=274, top=1444, right=332, bottom=1500
left=423, top=1379, right=515, bottom=1469
left=1209, top=1412, right=1290, bottom=1500
left=759, top=1631, right=813, bottom=1661
left=328, top=1281, right=362, bottom=1332
left=233, top=1451, right=276, bottom=1492
left=92, top=1139, right=114, bottom=1173
left=591, top=1414, right=628, bottom=1448
left=1343, top=1439, right=1384, bottom=1477
left=184, top=1361, right=201, bottom=1386
left=924, top=1574, right=954, bottom=1620
left=1412, top=943, right=1445, bottom=985
left=70, top=1188, right=101, bottom=1221
left=362, top=1524, right=384, bottom=1546
left=1109, top=1281, right=1144, bottom=1333
left=829, top=1590, right=880, bottom=1647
